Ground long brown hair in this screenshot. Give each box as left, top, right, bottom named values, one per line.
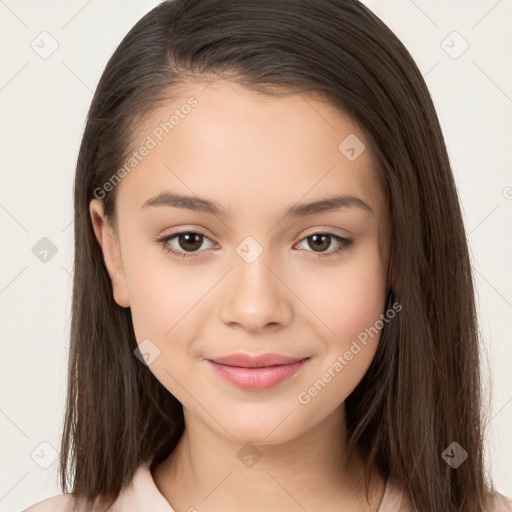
left=61, top=1, right=497, bottom=510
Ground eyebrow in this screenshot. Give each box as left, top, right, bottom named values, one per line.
left=140, top=191, right=373, bottom=217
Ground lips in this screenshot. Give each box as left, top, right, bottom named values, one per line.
left=207, top=353, right=309, bottom=368
left=205, top=353, right=311, bottom=390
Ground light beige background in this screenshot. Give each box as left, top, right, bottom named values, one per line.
left=0, top=1, right=510, bottom=510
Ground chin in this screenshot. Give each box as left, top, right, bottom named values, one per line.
left=209, top=412, right=309, bottom=447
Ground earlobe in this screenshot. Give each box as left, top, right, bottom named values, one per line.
left=88, top=199, right=130, bottom=308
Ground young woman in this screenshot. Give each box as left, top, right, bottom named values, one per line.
left=24, top=1, right=512, bottom=511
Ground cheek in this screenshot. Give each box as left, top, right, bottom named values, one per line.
left=120, top=237, right=200, bottom=342
left=125, top=259, right=205, bottom=397
left=299, top=247, right=387, bottom=345
left=295, top=255, right=387, bottom=405
left=128, top=268, right=200, bottom=343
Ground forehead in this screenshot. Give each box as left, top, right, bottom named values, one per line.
left=116, top=79, right=385, bottom=221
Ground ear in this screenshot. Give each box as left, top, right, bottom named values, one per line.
left=89, top=199, right=130, bottom=308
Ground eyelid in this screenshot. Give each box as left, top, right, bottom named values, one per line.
left=158, top=225, right=350, bottom=242
left=299, top=226, right=352, bottom=239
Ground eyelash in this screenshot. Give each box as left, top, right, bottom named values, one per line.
left=155, top=230, right=353, bottom=260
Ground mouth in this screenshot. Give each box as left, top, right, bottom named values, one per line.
left=205, top=353, right=311, bottom=390
left=207, top=352, right=309, bottom=368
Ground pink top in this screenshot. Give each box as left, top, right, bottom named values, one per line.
left=23, top=461, right=512, bottom=512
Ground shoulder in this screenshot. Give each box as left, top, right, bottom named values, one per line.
left=23, top=493, right=77, bottom=512
left=22, top=460, right=156, bottom=512
left=389, top=485, right=512, bottom=512
left=23, top=493, right=114, bottom=512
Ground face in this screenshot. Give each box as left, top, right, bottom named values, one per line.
left=90, top=79, right=391, bottom=445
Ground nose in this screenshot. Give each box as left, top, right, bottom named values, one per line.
left=219, top=250, right=293, bottom=334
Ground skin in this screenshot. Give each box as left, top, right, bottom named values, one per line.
left=90, top=79, right=393, bottom=512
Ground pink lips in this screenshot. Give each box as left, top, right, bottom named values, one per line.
left=205, top=353, right=310, bottom=390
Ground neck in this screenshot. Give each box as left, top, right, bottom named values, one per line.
left=152, top=404, right=386, bottom=512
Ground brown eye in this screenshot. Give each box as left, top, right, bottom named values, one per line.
left=296, top=232, right=352, bottom=257
left=156, top=230, right=215, bottom=260
left=156, top=230, right=352, bottom=261
left=307, top=234, right=331, bottom=252
left=175, top=232, right=204, bottom=252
